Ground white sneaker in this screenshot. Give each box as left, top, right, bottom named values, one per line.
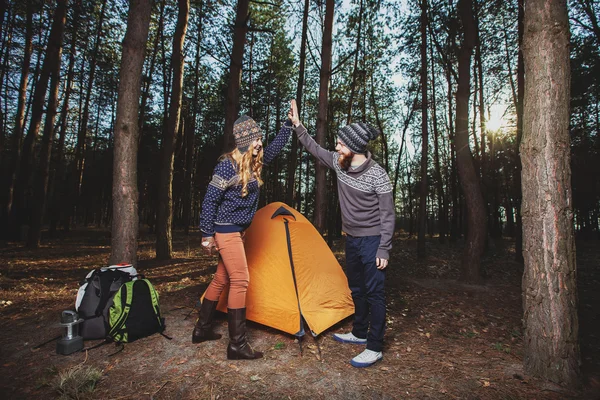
left=350, top=349, right=383, bottom=368
left=332, top=332, right=367, bottom=344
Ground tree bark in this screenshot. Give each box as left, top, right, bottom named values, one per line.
left=285, top=0, right=309, bottom=207
left=514, top=0, right=524, bottom=262
left=417, top=0, right=429, bottom=258
left=222, top=0, right=250, bottom=152
left=521, top=0, right=580, bottom=388
left=27, top=0, right=67, bottom=247
left=156, top=0, right=189, bottom=260
left=314, top=0, right=334, bottom=233
left=455, top=0, right=486, bottom=283
left=110, top=0, right=152, bottom=265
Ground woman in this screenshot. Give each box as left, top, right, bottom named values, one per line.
left=193, top=115, right=292, bottom=360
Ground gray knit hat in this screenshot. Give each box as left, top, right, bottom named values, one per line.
left=337, top=122, right=379, bottom=154
left=233, top=115, right=262, bottom=152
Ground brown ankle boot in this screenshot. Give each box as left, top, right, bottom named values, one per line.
left=226, top=308, right=263, bottom=360
left=192, top=299, right=222, bottom=343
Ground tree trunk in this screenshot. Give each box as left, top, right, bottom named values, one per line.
left=521, top=0, right=580, bottom=388
left=27, top=0, right=67, bottom=247
left=514, top=0, right=524, bottom=263
left=70, top=0, right=107, bottom=226
left=417, top=0, right=429, bottom=258
left=285, top=0, right=309, bottom=207
left=455, top=0, right=486, bottom=283
left=156, top=0, right=189, bottom=260
left=183, top=1, right=204, bottom=235
left=346, top=0, right=363, bottom=125
left=139, top=0, right=165, bottom=137
left=430, top=32, right=447, bottom=244
left=49, top=0, right=80, bottom=237
left=110, top=0, right=151, bottom=265
left=314, top=0, right=334, bottom=233
left=222, top=0, right=249, bottom=152
left=4, top=1, right=33, bottom=224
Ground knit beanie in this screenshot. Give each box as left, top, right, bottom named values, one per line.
left=337, top=122, right=380, bottom=154
left=233, top=115, right=262, bottom=152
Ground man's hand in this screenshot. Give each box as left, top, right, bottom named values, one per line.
left=288, top=99, right=300, bottom=127
left=201, top=236, right=218, bottom=256
left=376, top=258, right=388, bottom=270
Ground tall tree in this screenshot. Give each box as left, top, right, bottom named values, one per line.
left=285, top=0, right=309, bottom=207
left=314, top=0, right=334, bottom=233
left=222, top=0, right=250, bottom=151
left=454, top=0, right=486, bottom=282
left=110, top=0, right=152, bottom=265
left=156, top=0, right=189, bottom=259
left=28, top=0, right=68, bottom=247
left=521, top=0, right=580, bottom=388
left=417, top=0, right=429, bottom=258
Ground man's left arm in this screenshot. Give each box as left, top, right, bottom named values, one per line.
left=376, top=172, right=395, bottom=269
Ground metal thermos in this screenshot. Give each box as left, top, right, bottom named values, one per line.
left=56, top=310, right=84, bottom=355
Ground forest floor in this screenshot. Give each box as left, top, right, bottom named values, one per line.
left=0, top=227, right=599, bottom=400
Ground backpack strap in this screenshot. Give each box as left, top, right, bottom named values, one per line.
left=95, top=269, right=127, bottom=317
left=107, top=283, right=133, bottom=340
left=142, top=279, right=164, bottom=330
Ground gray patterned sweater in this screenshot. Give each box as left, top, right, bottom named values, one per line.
left=294, top=124, right=395, bottom=260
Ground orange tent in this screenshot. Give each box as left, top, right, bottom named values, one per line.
left=205, top=202, right=354, bottom=336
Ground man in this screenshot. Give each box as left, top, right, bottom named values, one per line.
left=288, top=100, right=395, bottom=368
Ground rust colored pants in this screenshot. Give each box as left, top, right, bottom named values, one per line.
left=203, top=232, right=249, bottom=309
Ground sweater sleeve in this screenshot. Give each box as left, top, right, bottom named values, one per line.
left=375, top=172, right=395, bottom=260
left=199, top=160, right=235, bottom=237
left=293, top=124, right=336, bottom=169
left=264, top=120, right=293, bottom=165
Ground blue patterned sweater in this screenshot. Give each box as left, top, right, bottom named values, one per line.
left=200, top=121, right=292, bottom=237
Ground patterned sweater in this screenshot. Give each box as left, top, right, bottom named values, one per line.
left=200, top=121, right=293, bottom=237
left=294, top=124, right=395, bottom=260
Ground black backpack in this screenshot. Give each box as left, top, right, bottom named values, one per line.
left=107, top=279, right=166, bottom=343
left=75, top=265, right=137, bottom=340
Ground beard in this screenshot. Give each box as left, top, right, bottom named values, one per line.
left=337, top=152, right=354, bottom=171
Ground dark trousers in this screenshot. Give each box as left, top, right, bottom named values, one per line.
left=345, top=235, right=386, bottom=352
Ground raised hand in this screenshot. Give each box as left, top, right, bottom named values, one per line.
left=288, top=99, right=300, bottom=127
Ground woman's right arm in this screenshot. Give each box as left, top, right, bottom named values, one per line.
left=199, top=161, right=233, bottom=237
left=288, top=99, right=335, bottom=169
left=293, top=124, right=336, bottom=170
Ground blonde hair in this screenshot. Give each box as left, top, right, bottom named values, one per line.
left=221, top=147, right=264, bottom=197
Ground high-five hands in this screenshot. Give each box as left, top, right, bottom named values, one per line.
left=376, top=258, right=388, bottom=270
left=288, top=99, right=300, bottom=127
left=201, top=236, right=218, bottom=256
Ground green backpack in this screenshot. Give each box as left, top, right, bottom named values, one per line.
left=107, top=279, right=166, bottom=343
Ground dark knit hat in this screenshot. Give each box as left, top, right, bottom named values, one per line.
left=233, top=115, right=262, bottom=152
left=337, top=122, right=380, bottom=154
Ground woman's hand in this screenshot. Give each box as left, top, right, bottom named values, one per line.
left=288, top=99, right=300, bottom=127
left=201, top=236, right=218, bottom=256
